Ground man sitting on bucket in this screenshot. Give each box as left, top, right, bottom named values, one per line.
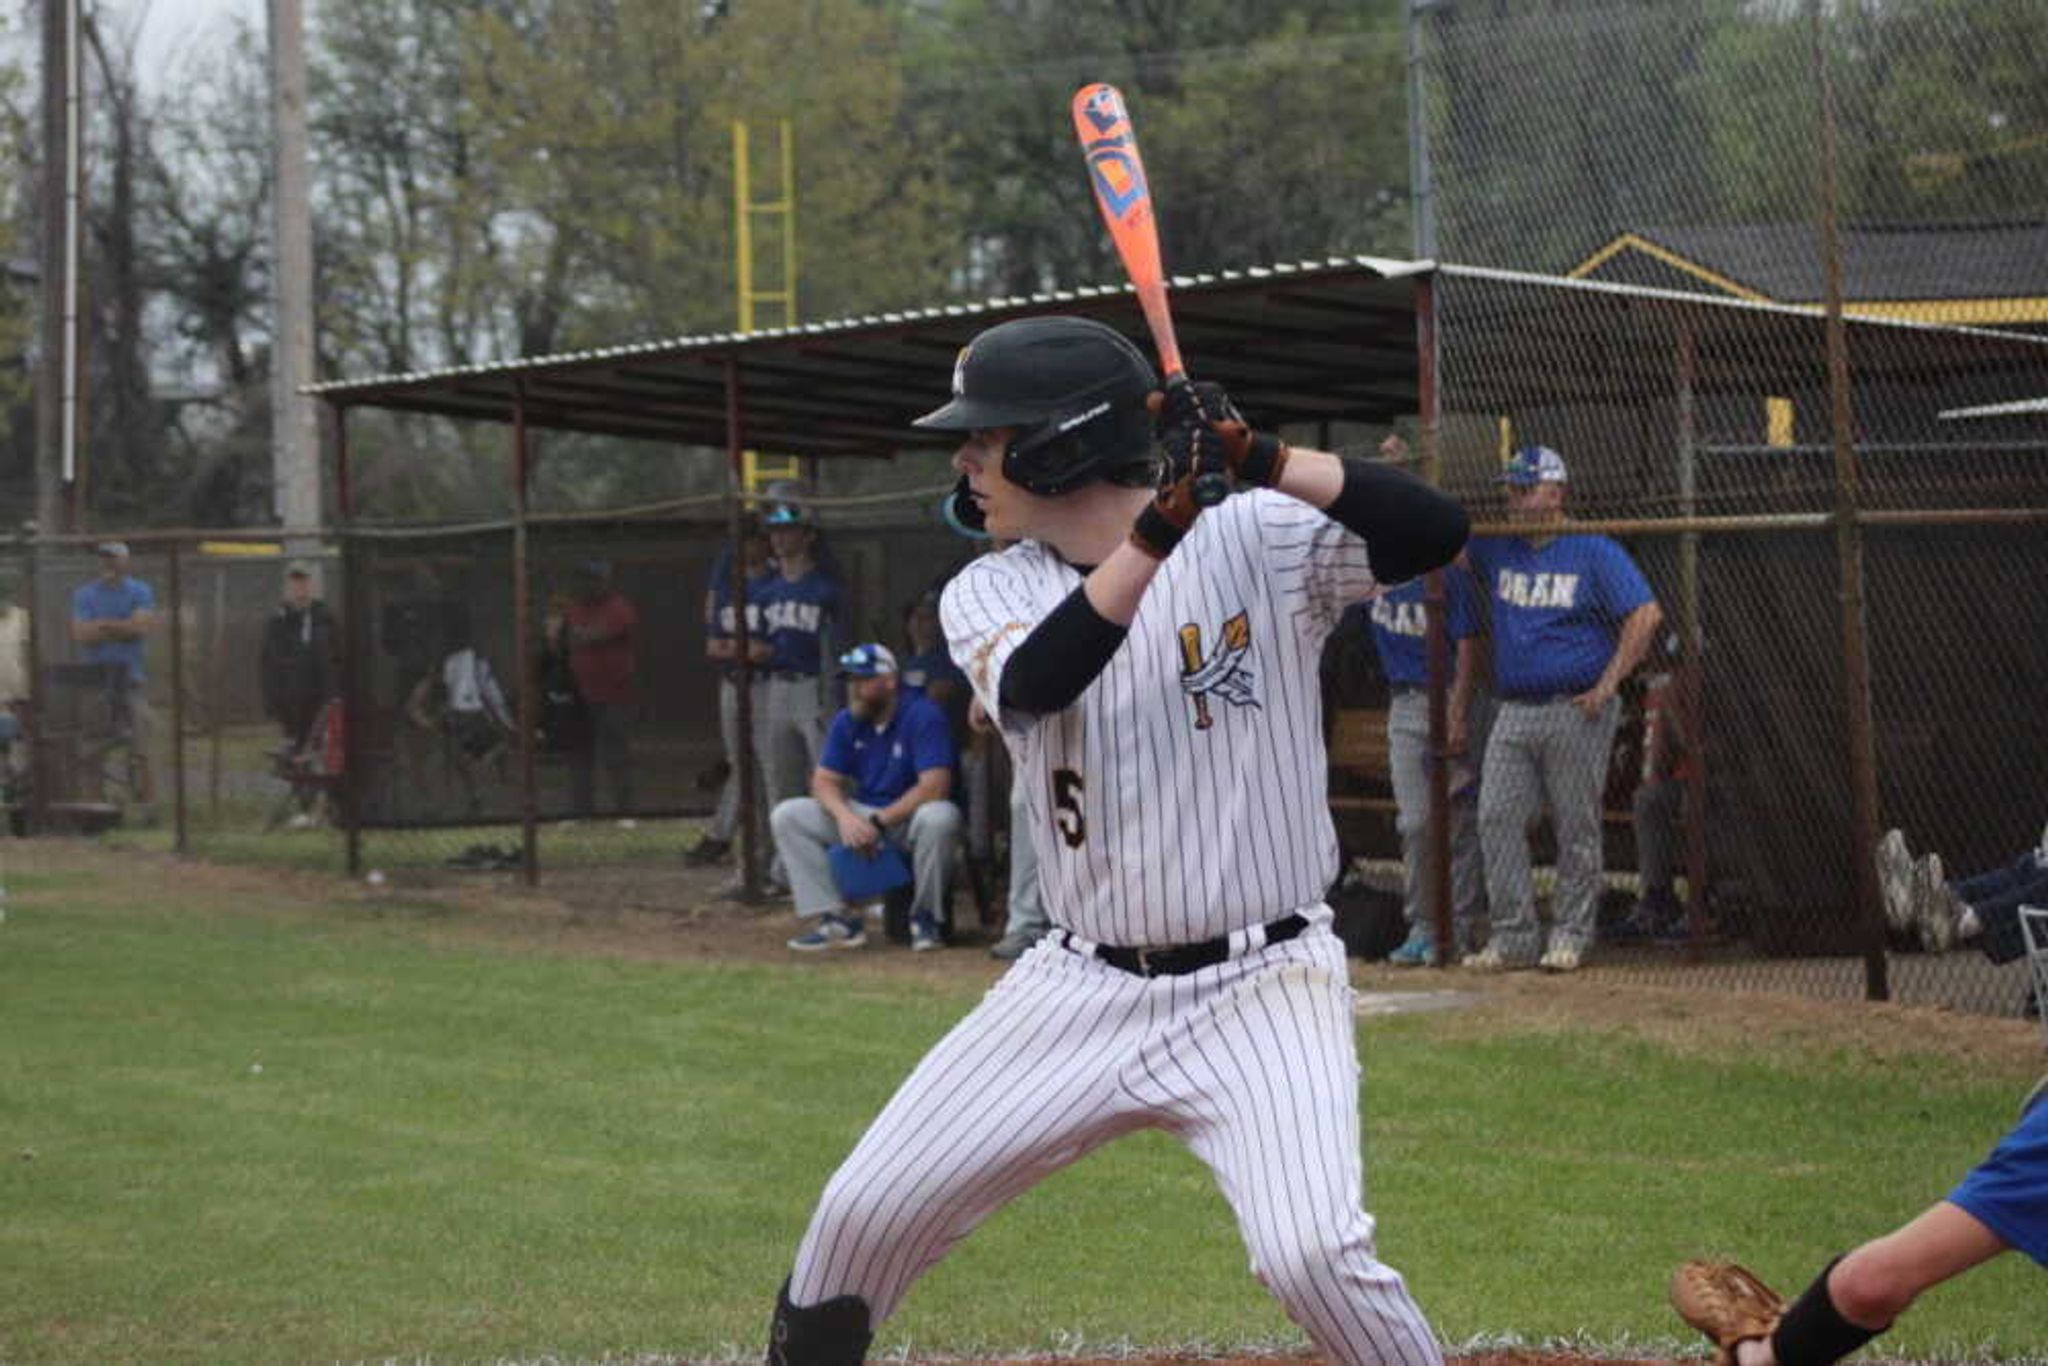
left=774, top=643, right=963, bottom=953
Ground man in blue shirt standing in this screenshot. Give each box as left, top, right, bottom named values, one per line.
left=773, top=643, right=961, bottom=953
left=751, top=490, right=842, bottom=896
left=1364, top=564, right=1489, bottom=966
left=1465, top=447, right=1662, bottom=973
left=69, top=541, right=160, bottom=806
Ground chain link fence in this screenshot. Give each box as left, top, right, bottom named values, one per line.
left=1372, top=0, right=2048, bottom=1016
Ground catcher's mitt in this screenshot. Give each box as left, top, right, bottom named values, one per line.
left=1670, top=1260, right=1785, bottom=1365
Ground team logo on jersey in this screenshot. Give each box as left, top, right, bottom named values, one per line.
left=1176, top=610, right=1257, bottom=731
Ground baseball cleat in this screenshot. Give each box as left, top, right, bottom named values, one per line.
left=1386, top=931, right=1437, bottom=967
left=1538, top=944, right=1584, bottom=973
left=788, top=914, right=867, bottom=952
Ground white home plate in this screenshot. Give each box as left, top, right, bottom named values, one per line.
left=1354, top=990, right=1485, bottom=1018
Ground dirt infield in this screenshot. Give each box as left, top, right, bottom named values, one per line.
left=989, top=1356, right=1669, bottom=1365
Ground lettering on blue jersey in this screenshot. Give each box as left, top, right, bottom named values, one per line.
left=1496, top=570, right=1580, bottom=610
left=763, top=598, right=827, bottom=634
left=1369, top=596, right=1427, bottom=638
left=1177, top=610, right=1258, bottom=730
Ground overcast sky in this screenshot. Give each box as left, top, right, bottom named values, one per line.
left=124, top=0, right=265, bottom=84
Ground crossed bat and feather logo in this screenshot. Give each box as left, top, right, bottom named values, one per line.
left=1178, top=611, right=1257, bottom=730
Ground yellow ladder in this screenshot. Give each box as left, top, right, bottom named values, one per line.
left=735, top=119, right=801, bottom=494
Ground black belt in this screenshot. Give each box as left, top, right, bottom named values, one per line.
left=1071, top=913, right=1310, bottom=978
left=1502, top=690, right=1587, bottom=705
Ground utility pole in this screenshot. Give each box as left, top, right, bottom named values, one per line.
left=1405, top=0, right=1441, bottom=260
left=268, top=0, right=320, bottom=544
left=34, top=0, right=76, bottom=534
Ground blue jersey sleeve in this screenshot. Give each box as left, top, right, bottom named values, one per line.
left=1592, top=540, right=1654, bottom=620
left=907, top=698, right=957, bottom=774
left=818, top=711, right=857, bottom=776
left=1447, top=565, right=1482, bottom=641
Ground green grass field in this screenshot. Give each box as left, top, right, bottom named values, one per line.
left=1, top=848, right=2042, bottom=1364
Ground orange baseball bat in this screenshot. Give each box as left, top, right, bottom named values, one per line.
left=1073, top=82, right=1227, bottom=506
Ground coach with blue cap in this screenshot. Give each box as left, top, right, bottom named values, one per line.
left=1465, top=445, right=1662, bottom=973
left=773, top=642, right=961, bottom=954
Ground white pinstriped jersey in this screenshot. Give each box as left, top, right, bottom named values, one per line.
left=940, top=489, right=1382, bottom=947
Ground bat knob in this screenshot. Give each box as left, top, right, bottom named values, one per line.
left=1192, top=472, right=1230, bottom=507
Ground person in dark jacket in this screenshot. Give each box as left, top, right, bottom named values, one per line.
left=260, top=562, right=338, bottom=751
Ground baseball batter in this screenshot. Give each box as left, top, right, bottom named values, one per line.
left=765, top=316, right=1469, bottom=1364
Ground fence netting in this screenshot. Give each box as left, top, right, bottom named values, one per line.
left=1387, top=0, right=2048, bottom=1016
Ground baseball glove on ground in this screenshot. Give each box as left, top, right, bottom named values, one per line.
left=1670, top=1259, right=1785, bottom=1365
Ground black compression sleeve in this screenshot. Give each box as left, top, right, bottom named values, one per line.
left=1771, top=1258, right=1883, bottom=1366
left=1325, top=456, right=1470, bottom=584
left=997, top=585, right=1128, bottom=716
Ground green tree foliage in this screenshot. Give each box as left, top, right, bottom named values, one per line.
left=1431, top=0, right=2048, bottom=274
left=910, top=0, right=1410, bottom=295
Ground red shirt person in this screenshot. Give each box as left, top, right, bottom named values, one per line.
left=565, top=560, right=640, bottom=816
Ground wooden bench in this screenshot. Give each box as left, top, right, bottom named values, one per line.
left=1326, top=706, right=1397, bottom=816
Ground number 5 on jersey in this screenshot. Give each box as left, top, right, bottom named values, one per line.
left=1051, top=768, right=1086, bottom=848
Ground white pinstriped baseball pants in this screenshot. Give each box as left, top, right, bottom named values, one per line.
left=787, top=917, right=1443, bottom=1365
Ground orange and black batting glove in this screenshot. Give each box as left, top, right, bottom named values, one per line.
left=1128, top=410, right=1207, bottom=559
left=1154, top=378, right=1291, bottom=488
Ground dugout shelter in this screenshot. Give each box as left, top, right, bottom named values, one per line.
left=311, top=257, right=2048, bottom=963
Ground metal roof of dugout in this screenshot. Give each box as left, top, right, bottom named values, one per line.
left=309, top=256, right=2048, bottom=466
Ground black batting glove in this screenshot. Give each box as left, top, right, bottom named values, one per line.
left=1154, top=378, right=1290, bottom=488
left=1130, top=399, right=1206, bottom=559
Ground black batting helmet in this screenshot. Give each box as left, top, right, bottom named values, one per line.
left=913, top=316, right=1158, bottom=496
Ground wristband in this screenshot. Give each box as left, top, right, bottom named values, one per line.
left=1129, top=503, right=1188, bottom=560
left=1236, top=432, right=1290, bottom=487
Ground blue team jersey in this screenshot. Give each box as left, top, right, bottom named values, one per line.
left=820, top=693, right=957, bottom=807
left=758, top=569, right=840, bottom=675
left=1365, top=569, right=1481, bottom=688
left=898, top=648, right=967, bottom=701
left=708, top=571, right=774, bottom=639
left=1468, top=534, right=1653, bottom=698
left=1948, top=1094, right=2048, bottom=1267
left=72, top=576, right=156, bottom=684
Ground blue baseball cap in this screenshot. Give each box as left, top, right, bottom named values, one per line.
left=837, top=643, right=898, bottom=678
left=1499, top=445, right=1569, bottom=486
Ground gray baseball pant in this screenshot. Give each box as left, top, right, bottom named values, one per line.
left=1386, top=689, right=1487, bottom=948
left=709, top=675, right=768, bottom=843
left=1633, top=776, right=1683, bottom=901
left=756, top=674, right=828, bottom=883
left=1000, top=779, right=1048, bottom=939
left=771, top=796, right=963, bottom=921
left=1477, top=696, right=1620, bottom=960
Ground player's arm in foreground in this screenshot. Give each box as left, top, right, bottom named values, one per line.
left=1674, top=1078, right=2046, bottom=1366
left=1002, top=383, right=1467, bottom=715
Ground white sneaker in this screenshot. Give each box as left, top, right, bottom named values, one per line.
left=1909, top=853, right=1957, bottom=952
left=1539, top=944, right=1584, bottom=973
left=1876, top=829, right=1914, bottom=934
left=1463, top=946, right=1533, bottom=973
